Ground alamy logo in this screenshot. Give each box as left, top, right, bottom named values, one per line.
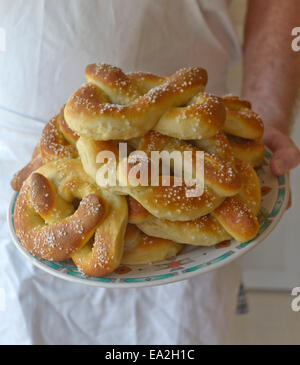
left=291, top=287, right=300, bottom=312
left=291, top=27, right=300, bottom=52
left=95, top=144, right=205, bottom=197
left=0, top=27, right=5, bottom=52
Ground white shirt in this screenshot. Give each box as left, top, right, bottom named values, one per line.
left=0, top=0, right=242, bottom=344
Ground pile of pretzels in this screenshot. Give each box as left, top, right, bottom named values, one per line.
left=11, top=63, right=264, bottom=277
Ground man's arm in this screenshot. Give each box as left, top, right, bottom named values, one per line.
left=242, top=0, right=300, bottom=176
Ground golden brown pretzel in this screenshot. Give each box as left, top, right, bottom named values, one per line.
left=64, top=63, right=208, bottom=140
left=128, top=160, right=260, bottom=244
left=14, top=159, right=128, bottom=276
left=128, top=197, right=231, bottom=246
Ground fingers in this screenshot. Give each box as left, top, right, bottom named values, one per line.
left=263, top=127, right=300, bottom=176
left=271, top=146, right=300, bottom=176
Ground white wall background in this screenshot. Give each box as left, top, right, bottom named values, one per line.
left=228, top=0, right=300, bottom=290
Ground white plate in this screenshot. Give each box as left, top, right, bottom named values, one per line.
left=7, top=148, right=289, bottom=288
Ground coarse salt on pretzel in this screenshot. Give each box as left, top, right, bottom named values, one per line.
left=128, top=160, right=260, bottom=244
left=192, top=132, right=236, bottom=166
left=153, top=93, right=226, bottom=139
left=40, top=110, right=78, bottom=162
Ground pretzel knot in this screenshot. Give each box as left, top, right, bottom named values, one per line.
left=14, top=159, right=128, bottom=276
left=128, top=159, right=260, bottom=244
left=64, top=63, right=213, bottom=140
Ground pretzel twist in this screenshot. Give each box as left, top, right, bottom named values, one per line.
left=129, top=160, right=260, bottom=244
left=14, top=159, right=128, bottom=276
left=64, top=63, right=210, bottom=140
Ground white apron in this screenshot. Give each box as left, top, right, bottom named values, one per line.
left=0, top=0, right=242, bottom=344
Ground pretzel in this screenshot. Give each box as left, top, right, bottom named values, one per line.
left=128, top=197, right=231, bottom=246
left=121, top=224, right=183, bottom=265
left=11, top=108, right=79, bottom=191
left=128, top=160, right=260, bottom=244
left=64, top=63, right=208, bottom=140
left=14, top=159, right=128, bottom=276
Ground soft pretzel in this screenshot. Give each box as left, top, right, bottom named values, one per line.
left=121, top=224, right=183, bottom=265
left=128, top=160, right=260, bottom=244
left=128, top=197, right=231, bottom=246
left=116, top=175, right=225, bottom=222
left=64, top=63, right=208, bottom=140
left=14, top=159, right=128, bottom=276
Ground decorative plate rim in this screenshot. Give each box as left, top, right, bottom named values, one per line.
left=7, top=148, right=290, bottom=288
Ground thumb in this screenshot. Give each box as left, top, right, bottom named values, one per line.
left=263, top=127, right=300, bottom=176
left=270, top=139, right=300, bottom=176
